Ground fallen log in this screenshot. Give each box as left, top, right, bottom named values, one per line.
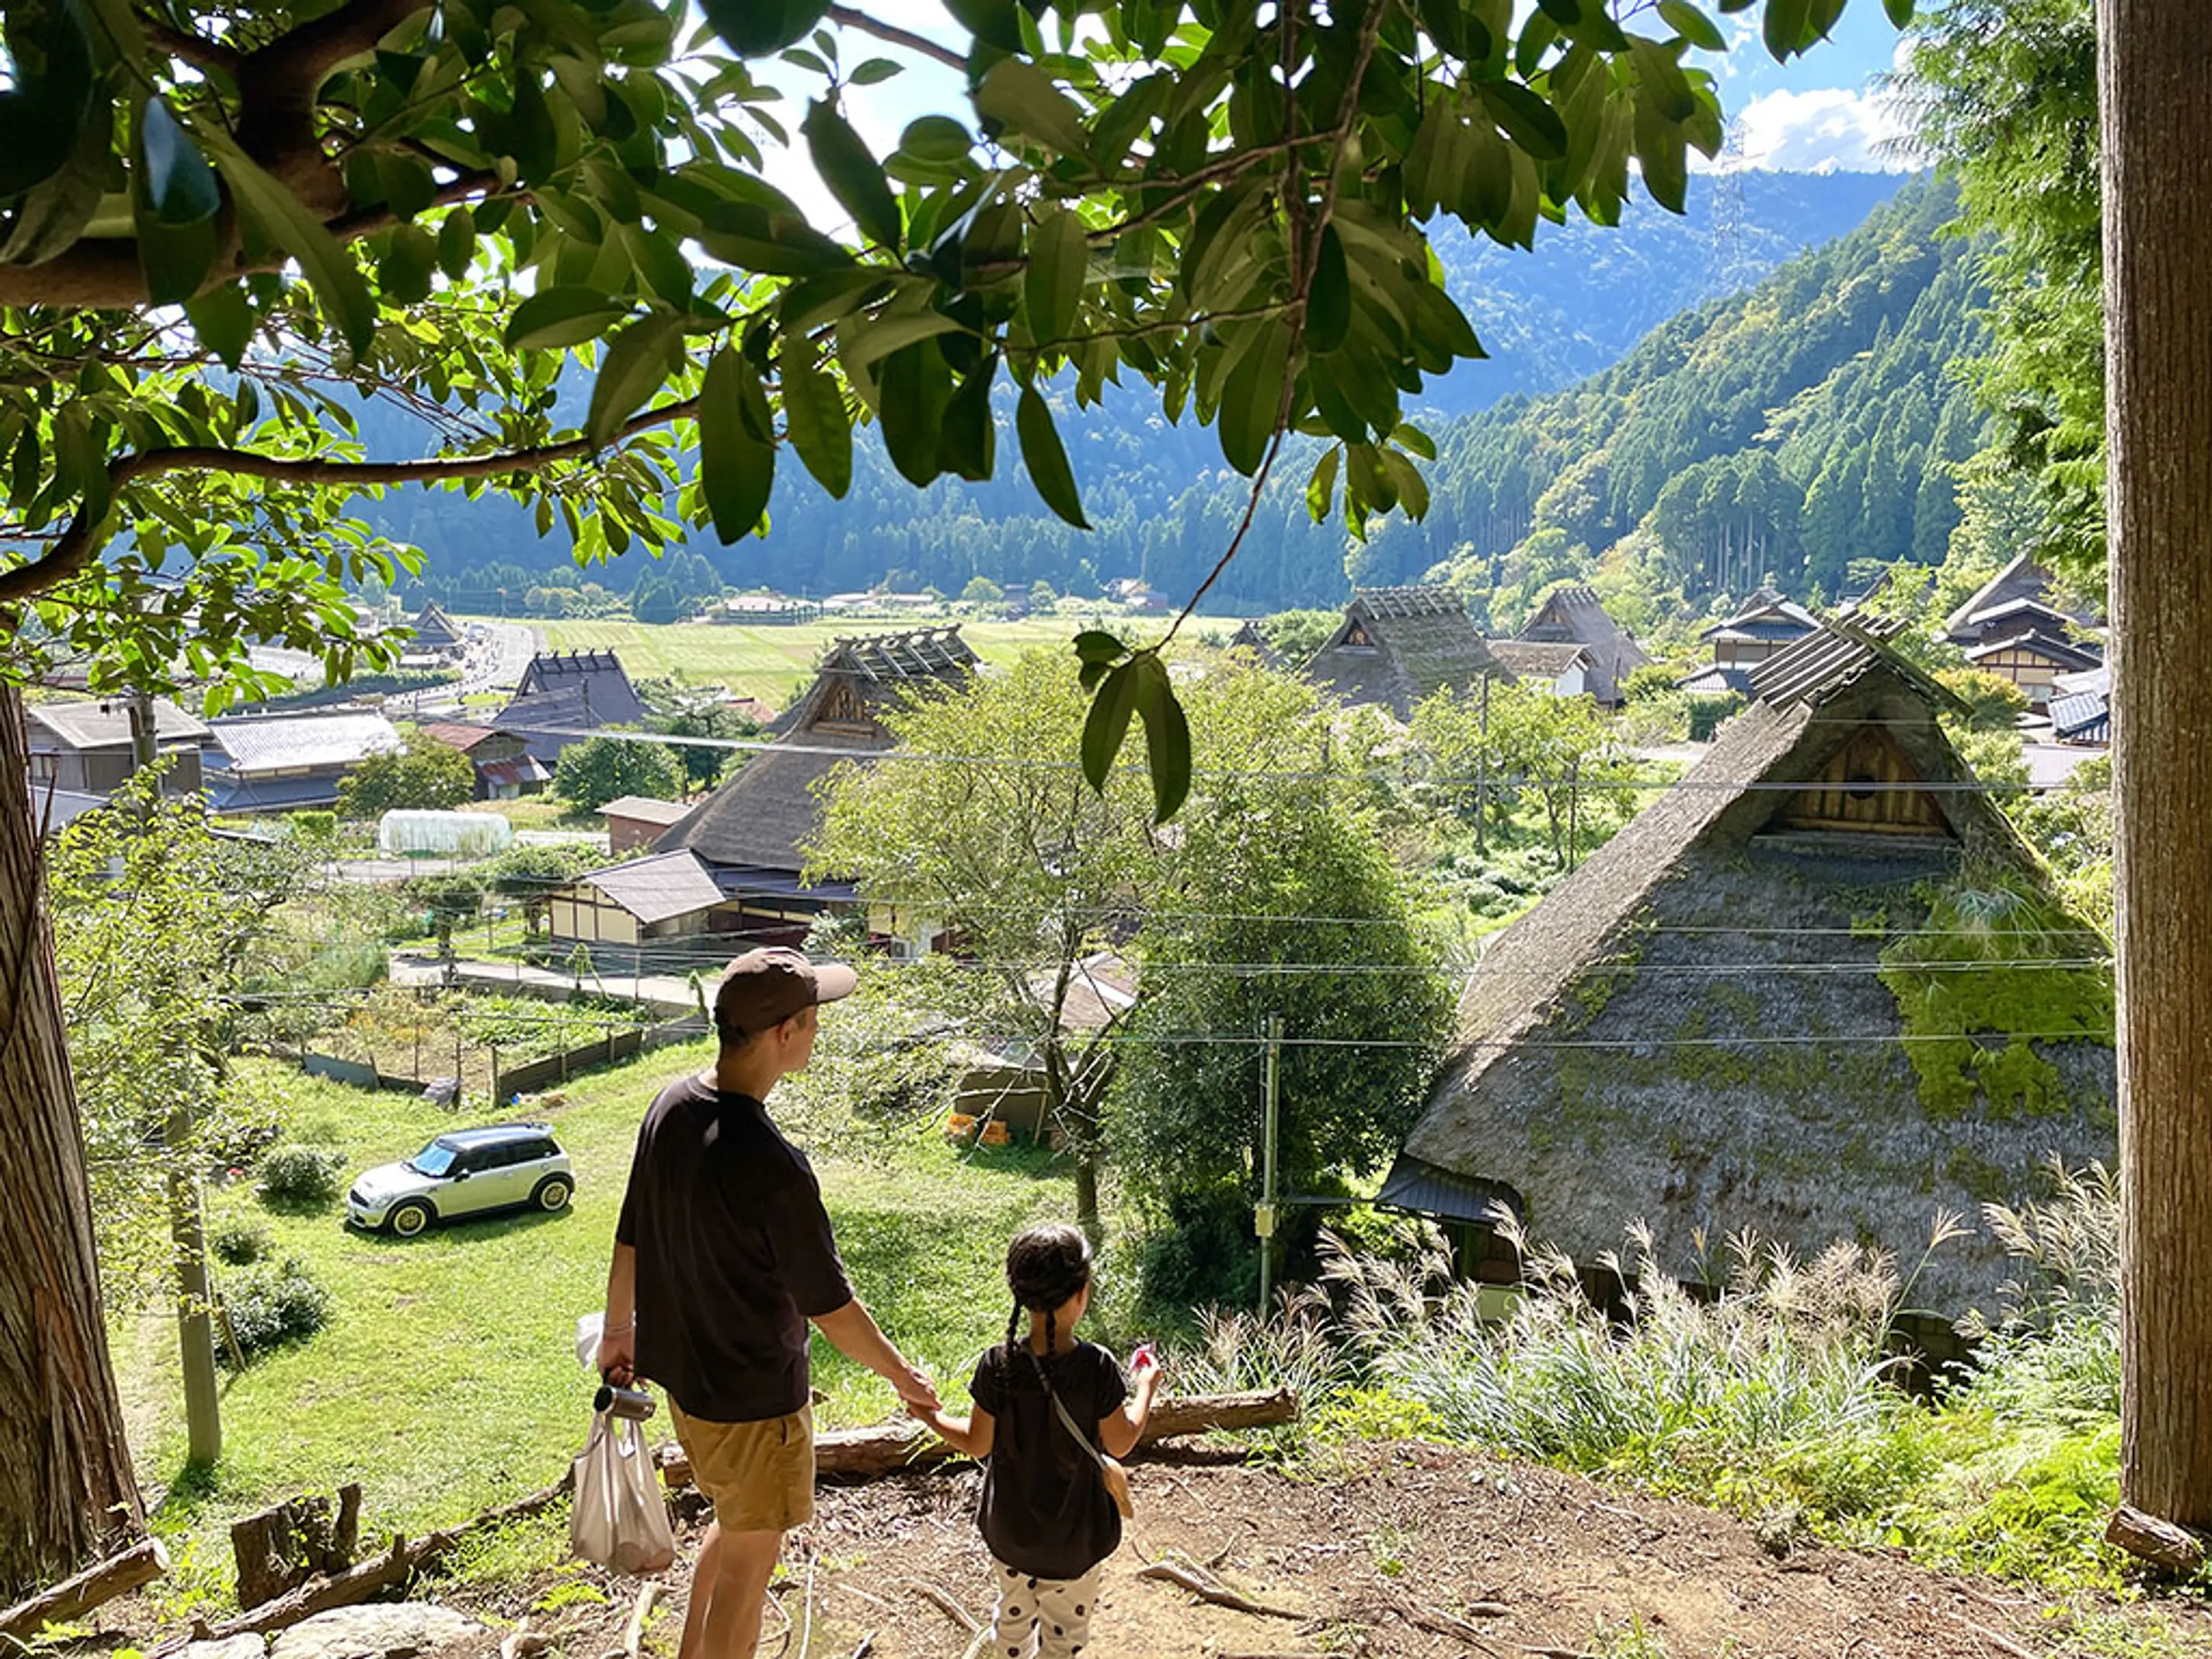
left=231, top=1484, right=363, bottom=1609
left=658, top=1388, right=1297, bottom=1488
left=0, top=1538, right=170, bottom=1639
left=2105, top=1505, right=2207, bottom=1575
left=1134, top=1558, right=1305, bottom=1621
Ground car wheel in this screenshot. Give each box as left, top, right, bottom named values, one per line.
left=532, top=1175, right=573, bottom=1213
left=389, top=1200, right=433, bottom=1238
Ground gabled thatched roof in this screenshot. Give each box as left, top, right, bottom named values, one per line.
left=1304, top=585, right=1504, bottom=720
left=1518, top=584, right=1649, bottom=704
left=1227, top=619, right=1284, bottom=670
left=493, top=650, right=647, bottom=763
left=411, top=601, right=463, bottom=651
left=1397, top=623, right=2115, bottom=1311
left=656, top=628, right=978, bottom=876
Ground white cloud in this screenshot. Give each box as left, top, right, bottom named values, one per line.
left=1721, top=84, right=1914, bottom=172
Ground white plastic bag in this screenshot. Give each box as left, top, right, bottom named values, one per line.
left=570, top=1408, right=676, bottom=1575
left=575, top=1311, right=604, bottom=1371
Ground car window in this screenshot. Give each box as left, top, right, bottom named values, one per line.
left=525, top=1139, right=557, bottom=1162
left=410, top=1141, right=459, bottom=1177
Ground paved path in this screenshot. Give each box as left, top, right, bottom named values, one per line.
left=387, top=950, right=704, bottom=1018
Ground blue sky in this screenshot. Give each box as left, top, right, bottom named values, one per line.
left=766, top=2, right=1916, bottom=230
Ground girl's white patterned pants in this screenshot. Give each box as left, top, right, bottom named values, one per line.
left=985, top=1557, right=1103, bottom=1659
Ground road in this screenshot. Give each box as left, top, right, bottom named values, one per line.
left=387, top=621, right=541, bottom=716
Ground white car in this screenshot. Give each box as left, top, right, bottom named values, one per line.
left=346, top=1122, right=574, bottom=1238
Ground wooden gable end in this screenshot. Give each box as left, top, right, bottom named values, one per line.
left=807, top=677, right=879, bottom=736
left=1342, top=618, right=1377, bottom=648
left=1774, top=726, right=1951, bottom=837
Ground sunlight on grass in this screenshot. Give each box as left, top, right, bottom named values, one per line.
left=114, top=1043, right=1081, bottom=1584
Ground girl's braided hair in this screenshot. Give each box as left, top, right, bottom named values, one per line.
left=1002, top=1223, right=1092, bottom=1362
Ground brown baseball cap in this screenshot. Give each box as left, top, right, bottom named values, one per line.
left=714, top=947, right=858, bottom=1038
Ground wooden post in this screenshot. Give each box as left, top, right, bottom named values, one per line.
left=2101, top=0, right=2212, bottom=1530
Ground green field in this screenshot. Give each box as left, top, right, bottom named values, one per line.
left=516, top=617, right=1091, bottom=710
left=113, top=1045, right=1085, bottom=1613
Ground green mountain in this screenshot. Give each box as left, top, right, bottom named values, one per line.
left=387, top=172, right=1937, bottom=618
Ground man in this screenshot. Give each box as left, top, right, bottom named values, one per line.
left=598, top=946, right=938, bottom=1659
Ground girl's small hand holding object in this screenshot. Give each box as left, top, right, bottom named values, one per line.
left=1130, top=1341, right=1158, bottom=1378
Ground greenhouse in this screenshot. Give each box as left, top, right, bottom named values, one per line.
left=376, top=810, right=514, bottom=859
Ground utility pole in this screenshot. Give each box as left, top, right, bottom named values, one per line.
left=1256, top=1013, right=1281, bottom=1316
left=131, top=690, right=222, bottom=1466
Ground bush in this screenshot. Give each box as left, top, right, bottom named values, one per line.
left=210, top=1220, right=272, bottom=1266
left=221, top=1257, right=331, bottom=1363
left=1686, top=693, right=1744, bottom=742
left=286, top=810, right=338, bottom=840
left=257, top=1146, right=345, bottom=1210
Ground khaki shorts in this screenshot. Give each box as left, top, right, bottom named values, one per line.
left=671, top=1401, right=814, bottom=1534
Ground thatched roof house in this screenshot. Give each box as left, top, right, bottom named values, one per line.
left=1227, top=618, right=1285, bottom=670
left=1304, top=586, right=1505, bottom=720
left=492, top=649, right=647, bottom=763
left=1518, top=584, right=1648, bottom=706
left=410, top=601, right=465, bottom=655
left=1387, top=621, right=2116, bottom=1313
left=650, top=628, right=979, bottom=945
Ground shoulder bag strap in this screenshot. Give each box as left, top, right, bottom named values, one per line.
left=1023, top=1349, right=1110, bottom=1471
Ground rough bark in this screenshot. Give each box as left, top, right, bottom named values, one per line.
left=0, top=1538, right=167, bottom=1640
left=0, top=686, right=143, bottom=1594
left=2104, top=1504, right=2207, bottom=1575
left=2101, top=0, right=2212, bottom=1532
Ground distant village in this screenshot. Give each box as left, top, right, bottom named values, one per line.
left=23, top=556, right=2114, bottom=1315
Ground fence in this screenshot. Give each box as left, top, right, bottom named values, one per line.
left=292, top=1012, right=707, bottom=1112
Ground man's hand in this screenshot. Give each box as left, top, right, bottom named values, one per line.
left=597, top=1323, right=636, bottom=1387
left=892, top=1360, right=940, bottom=1415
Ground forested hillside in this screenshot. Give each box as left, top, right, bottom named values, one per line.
left=394, top=173, right=1909, bottom=617
left=1350, top=175, right=1986, bottom=624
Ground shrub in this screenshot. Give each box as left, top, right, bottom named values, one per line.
left=1685, top=693, right=1744, bottom=742
left=286, top=810, right=339, bottom=840
left=220, top=1257, right=331, bottom=1363
left=257, top=1146, right=345, bottom=1210
left=209, top=1220, right=272, bottom=1267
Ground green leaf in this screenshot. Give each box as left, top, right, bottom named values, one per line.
left=184, top=284, right=254, bottom=369
left=901, top=114, right=973, bottom=163
left=840, top=309, right=966, bottom=373
left=802, top=98, right=901, bottom=249
left=698, top=346, right=774, bottom=543
left=974, top=58, right=1090, bottom=159
left=140, top=97, right=221, bottom=225
left=1656, top=0, right=1728, bottom=50
left=1218, top=320, right=1293, bottom=477
left=585, top=312, right=684, bottom=451
left=780, top=337, right=853, bottom=498
left=849, top=57, right=902, bottom=84
left=506, top=285, right=631, bottom=350
left=377, top=224, right=439, bottom=305
left=698, top=0, right=828, bottom=57
left=1763, top=0, right=1812, bottom=58
left=1306, top=444, right=1340, bottom=523
left=0, top=0, right=96, bottom=200
left=1882, top=0, right=1915, bottom=22
left=1072, top=629, right=1127, bottom=664
left=1016, top=384, right=1088, bottom=528
left=1, top=91, right=111, bottom=265
left=205, top=133, right=378, bottom=356
left=132, top=190, right=218, bottom=305
left=437, top=208, right=475, bottom=280
left=1025, top=206, right=1087, bottom=346
left=877, top=339, right=952, bottom=486
left=1306, top=225, right=1350, bottom=354
left=1628, top=36, right=1698, bottom=122
left=1133, top=654, right=1190, bottom=821
left=1080, top=657, right=1138, bottom=793
left=937, top=355, right=998, bottom=482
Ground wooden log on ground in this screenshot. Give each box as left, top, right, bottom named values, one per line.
left=232, top=1486, right=362, bottom=1610
left=0, top=1538, right=170, bottom=1639
left=2105, top=1504, right=2207, bottom=1574
left=659, top=1389, right=1298, bottom=1489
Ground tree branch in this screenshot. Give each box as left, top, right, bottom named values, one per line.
left=0, top=393, right=700, bottom=608
left=823, top=5, right=967, bottom=72
left=139, top=13, right=244, bottom=76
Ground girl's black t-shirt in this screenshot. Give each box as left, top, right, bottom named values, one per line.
left=969, top=1339, right=1128, bottom=1580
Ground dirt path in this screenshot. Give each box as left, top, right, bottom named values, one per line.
left=459, top=1443, right=2207, bottom=1659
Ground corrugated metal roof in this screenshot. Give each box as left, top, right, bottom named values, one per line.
left=601, top=795, right=689, bottom=825
left=26, top=696, right=210, bottom=750
left=579, top=849, right=726, bottom=926
left=1376, top=1154, right=1520, bottom=1227
left=210, top=711, right=403, bottom=773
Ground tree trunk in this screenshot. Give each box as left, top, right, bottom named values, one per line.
left=2101, top=0, right=2212, bottom=1530
left=0, top=685, right=144, bottom=1594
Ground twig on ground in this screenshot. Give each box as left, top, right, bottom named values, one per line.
left=1136, top=1557, right=1305, bottom=1621
left=843, top=1634, right=874, bottom=1659
left=621, top=1582, right=661, bottom=1659
left=1959, top=1618, right=2041, bottom=1659
left=899, top=1578, right=979, bottom=1634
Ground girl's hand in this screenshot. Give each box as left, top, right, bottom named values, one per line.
left=1130, top=1341, right=1159, bottom=1379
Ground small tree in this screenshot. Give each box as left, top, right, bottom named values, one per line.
left=553, top=734, right=682, bottom=813
left=336, top=732, right=475, bottom=819
left=651, top=701, right=755, bottom=793
left=962, top=576, right=1005, bottom=608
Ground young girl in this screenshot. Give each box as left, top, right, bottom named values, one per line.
left=909, top=1223, right=1161, bottom=1659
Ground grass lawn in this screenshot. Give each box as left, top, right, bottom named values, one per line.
left=114, top=1042, right=1081, bottom=1607
left=513, top=618, right=1087, bottom=710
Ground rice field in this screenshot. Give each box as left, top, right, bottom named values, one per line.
left=508, top=616, right=1092, bottom=710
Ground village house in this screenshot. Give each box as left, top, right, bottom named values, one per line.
left=1945, top=556, right=2104, bottom=709
left=601, top=794, right=690, bottom=855
left=710, top=592, right=818, bottom=625
left=1383, top=619, right=2115, bottom=1316
left=417, top=722, right=551, bottom=800
left=407, top=601, right=469, bottom=661
left=1677, top=588, right=1820, bottom=696
left=489, top=649, right=647, bottom=766
left=1304, top=585, right=1508, bottom=721
left=203, top=708, right=405, bottom=813
left=1515, top=583, right=1650, bottom=706
left=1225, top=618, right=1285, bottom=669
left=2048, top=664, right=2111, bottom=748
left=545, top=848, right=727, bottom=957
left=545, top=628, right=980, bottom=961
left=25, top=696, right=210, bottom=798
left=1482, top=639, right=1594, bottom=699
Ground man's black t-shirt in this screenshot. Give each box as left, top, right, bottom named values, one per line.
left=969, top=1340, right=1128, bottom=1580
left=614, top=1073, right=853, bottom=1423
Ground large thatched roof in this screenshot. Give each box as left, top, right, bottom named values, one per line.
left=1395, top=623, right=2115, bottom=1312
left=656, top=628, right=978, bottom=876
left=1304, top=586, right=1503, bottom=720
left=1518, top=584, right=1649, bottom=704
